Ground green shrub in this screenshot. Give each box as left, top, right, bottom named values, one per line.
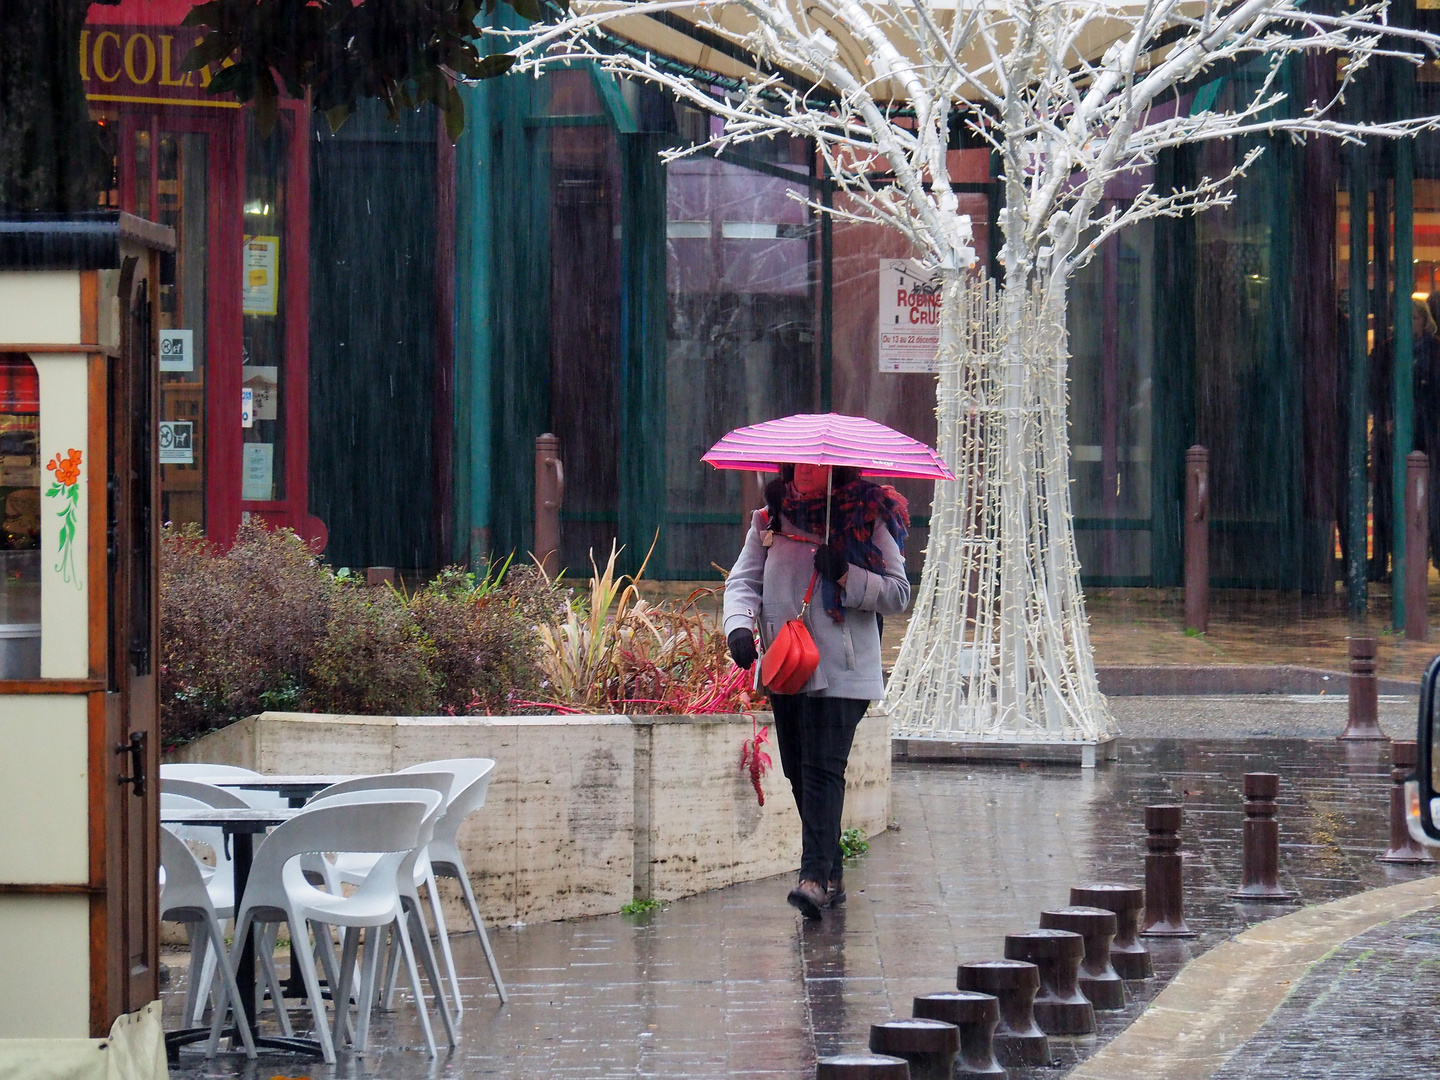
left=159, top=521, right=557, bottom=744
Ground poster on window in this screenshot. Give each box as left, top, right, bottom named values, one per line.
left=878, top=259, right=942, bottom=372
left=158, top=421, right=194, bottom=465
left=241, top=442, right=273, bottom=501
left=242, top=236, right=279, bottom=316
left=241, top=366, right=278, bottom=421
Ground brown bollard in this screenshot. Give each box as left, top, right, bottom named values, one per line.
left=533, top=433, right=565, bottom=577
left=816, top=1054, right=910, bottom=1079
left=1339, top=637, right=1388, bottom=741
left=365, top=566, right=395, bottom=587
left=1140, top=805, right=1195, bottom=937
left=1002, top=931, right=1093, bottom=1035
left=1378, top=740, right=1436, bottom=864
left=1039, top=907, right=1124, bottom=1010
left=869, top=1019, right=959, bottom=1080
left=913, top=993, right=1006, bottom=1078
left=1406, top=452, right=1430, bottom=641
left=1070, top=884, right=1152, bottom=979
left=1230, top=773, right=1295, bottom=901
left=957, top=961, right=1047, bottom=1067
left=1185, top=444, right=1210, bottom=634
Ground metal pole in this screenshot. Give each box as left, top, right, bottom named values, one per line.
left=1407, top=451, right=1429, bottom=640
left=1184, top=445, right=1209, bottom=633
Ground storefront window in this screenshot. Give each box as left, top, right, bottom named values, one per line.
left=158, top=131, right=208, bottom=528
left=241, top=112, right=288, bottom=504
left=664, top=149, right=818, bottom=576
left=1068, top=220, right=1155, bottom=582
left=0, top=355, right=41, bottom=679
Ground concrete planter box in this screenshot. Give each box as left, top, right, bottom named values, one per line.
left=168, top=710, right=889, bottom=924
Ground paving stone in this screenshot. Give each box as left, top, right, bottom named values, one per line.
left=164, top=735, right=1437, bottom=1079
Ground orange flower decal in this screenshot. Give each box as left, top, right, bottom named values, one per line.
left=46, top=448, right=82, bottom=487
left=44, top=447, right=83, bottom=588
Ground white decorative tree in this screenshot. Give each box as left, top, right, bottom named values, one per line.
left=501, top=0, right=1440, bottom=744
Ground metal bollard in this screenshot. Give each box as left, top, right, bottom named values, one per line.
left=912, top=992, right=1005, bottom=1078
left=1003, top=930, right=1093, bottom=1036
left=1039, top=907, right=1125, bottom=1010
left=1185, top=445, right=1209, bottom=634
left=1070, top=884, right=1152, bottom=979
left=1339, top=636, right=1388, bottom=740
left=1140, top=805, right=1195, bottom=937
left=869, top=1019, right=959, bottom=1080
left=533, top=433, right=565, bottom=578
left=1407, top=452, right=1430, bottom=641
left=957, top=960, right=1047, bottom=1067
left=1231, top=773, right=1295, bottom=901
left=815, top=1054, right=910, bottom=1079
left=1378, top=740, right=1436, bottom=864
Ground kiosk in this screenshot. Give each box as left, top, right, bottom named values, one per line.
left=0, top=212, right=171, bottom=1079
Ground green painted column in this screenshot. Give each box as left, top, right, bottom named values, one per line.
left=617, top=132, right=669, bottom=577
left=454, top=80, right=495, bottom=567
left=1348, top=144, right=1371, bottom=619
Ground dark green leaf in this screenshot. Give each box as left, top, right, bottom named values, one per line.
left=475, top=53, right=517, bottom=80
left=180, top=35, right=236, bottom=74
left=181, top=2, right=221, bottom=29
left=325, top=103, right=353, bottom=134
left=443, top=92, right=466, bottom=141
left=508, top=0, right=543, bottom=22
left=204, top=61, right=250, bottom=99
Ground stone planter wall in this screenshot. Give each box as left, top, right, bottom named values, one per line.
left=170, top=710, right=889, bottom=924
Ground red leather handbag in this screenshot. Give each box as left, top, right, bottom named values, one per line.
left=760, top=571, right=820, bottom=695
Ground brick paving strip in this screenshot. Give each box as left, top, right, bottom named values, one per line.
left=1068, top=874, right=1440, bottom=1080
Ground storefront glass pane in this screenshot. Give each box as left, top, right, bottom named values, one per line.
left=0, top=354, right=40, bottom=679
left=1068, top=220, right=1155, bottom=582
left=664, top=148, right=818, bottom=577
left=158, top=130, right=207, bottom=529
left=241, top=112, right=288, bottom=503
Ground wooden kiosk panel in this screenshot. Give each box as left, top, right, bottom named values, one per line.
left=0, top=212, right=171, bottom=1066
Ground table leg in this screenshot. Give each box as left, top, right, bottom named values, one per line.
left=231, top=832, right=257, bottom=1041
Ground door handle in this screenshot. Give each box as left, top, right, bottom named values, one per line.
left=116, top=731, right=146, bottom=797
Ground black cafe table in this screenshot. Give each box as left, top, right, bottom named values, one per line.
left=196, top=774, right=357, bottom=808
left=158, top=806, right=324, bottom=1059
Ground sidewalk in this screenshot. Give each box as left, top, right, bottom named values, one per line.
left=164, top=714, right=1437, bottom=1079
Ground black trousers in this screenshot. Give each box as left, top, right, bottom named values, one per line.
left=769, top=693, right=869, bottom=885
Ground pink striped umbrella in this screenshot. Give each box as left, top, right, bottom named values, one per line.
left=702, top=412, right=954, bottom=480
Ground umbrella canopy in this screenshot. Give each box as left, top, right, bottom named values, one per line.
left=702, top=412, right=954, bottom=480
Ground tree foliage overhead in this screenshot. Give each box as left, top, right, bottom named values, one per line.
left=181, top=0, right=526, bottom=140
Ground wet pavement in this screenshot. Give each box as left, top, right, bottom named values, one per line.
left=1209, top=905, right=1440, bottom=1080
left=164, top=728, right=1439, bottom=1079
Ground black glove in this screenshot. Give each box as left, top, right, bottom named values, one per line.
left=728, top=627, right=758, bottom=670
left=813, top=545, right=848, bottom=582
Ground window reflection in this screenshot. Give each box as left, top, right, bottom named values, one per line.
left=0, top=354, right=41, bottom=679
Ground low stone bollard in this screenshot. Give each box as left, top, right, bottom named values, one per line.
left=957, top=960, right=1047, bottom=1067
left=1141, top=805, right=1195, bottom=937
left=869, top=1019, right=959, bottom=1080
left=912, top=992, right=1006, bottom=1078
left=1231, top=773, right=1295, bottom=901
left=1003, top=930, right=1094, bottom=1035
left=1339, top=637, right=1388, bottom=741
left=1070, top=884, right=1152, bottom=979
left=1039, top=906, right=1125, bottom=1010
left=1378, top=740, right=1436, bottom=864
left=816, top=1053, right=911, bottom=1078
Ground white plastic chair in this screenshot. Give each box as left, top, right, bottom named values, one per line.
left=160, top=781, right=251, bottom=1025
left=305, top=773, right=460, bottom=1037
left=159, top=827, right=257, bottom=1059
left=213, top=790, right=444, bottom=1062
left=398, top=759, right=508, bottom=1007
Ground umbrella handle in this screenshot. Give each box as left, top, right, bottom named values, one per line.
left=824, top=467, right=832, bottom=545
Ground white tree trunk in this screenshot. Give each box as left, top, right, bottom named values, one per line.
left=880, top=274, right=1114, bottom=742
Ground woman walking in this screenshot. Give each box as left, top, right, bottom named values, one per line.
left=723, top=461, right=910, bottom=919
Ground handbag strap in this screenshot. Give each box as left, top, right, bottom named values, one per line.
left=799, top=570, right=819, bottom=614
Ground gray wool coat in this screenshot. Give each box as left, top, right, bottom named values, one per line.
left=722, top=509, right=911, bottom=700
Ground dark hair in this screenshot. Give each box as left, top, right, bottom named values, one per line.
left=776, top=463, right=862, bottom=486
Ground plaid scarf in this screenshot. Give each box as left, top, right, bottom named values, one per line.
left=779, top=479, right=909, bottom=621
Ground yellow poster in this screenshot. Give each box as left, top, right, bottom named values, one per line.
left=242, top=235, right=279, bottom=316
